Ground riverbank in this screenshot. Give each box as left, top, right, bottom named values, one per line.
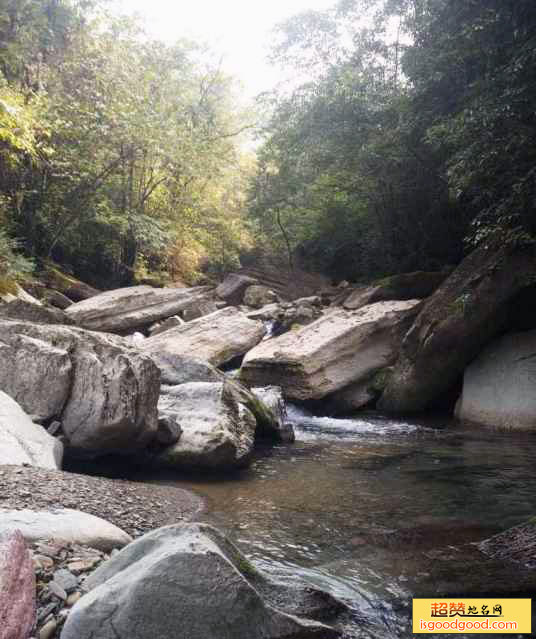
left=0, top=465, right=203, bottom=538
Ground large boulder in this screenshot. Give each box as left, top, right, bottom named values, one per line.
left=0, top=323, right=73, bottom=422
left=60, top=523, right=341, bottom=639
left=216, top=273, right=258, bottom=305
left=0, top=509, right=131, bottom=552
left=455, top=330, right=536, bottom=430
left=0, top=531, right=35, bottom=639
left=244, top=285, right=279, bottom=309
left=155, top=381, right=257, bottom=470
left=240, top=301, right=421, bottom=402
left=0, top=321, right=160, bottom=457
left=65, top=285, right=214, bottom=333
left=379, top=241, right=536, bottom=413
left=343, top=271, right=447, bottom=311
left=140, top=307, right=266, bottom=369
left=0, top=391, right=63, bottom=469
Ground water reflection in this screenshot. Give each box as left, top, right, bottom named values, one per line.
left=156, top=406, right=536, bottom=637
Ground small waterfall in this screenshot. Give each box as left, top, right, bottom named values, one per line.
left=263, top=319, right=276, bottom=339
left=286, top=403, right=422, bottom=441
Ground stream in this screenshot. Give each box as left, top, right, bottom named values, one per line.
left=152, top=405, right=536, bottom=637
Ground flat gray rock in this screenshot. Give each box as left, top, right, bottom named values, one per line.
left=0, top=509, right=132, bottom=552
left=241, top=301, right=420, bottom=402
left=141, top=307, right=265, bottom=369
left=66, top=285, right=214, bottom=333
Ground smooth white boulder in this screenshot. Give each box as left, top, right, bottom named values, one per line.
left=0, top=391, right=63, bottom=469
left=456, top=329, right=536, bottom=430
left=0, top=509, right=132, bottom=551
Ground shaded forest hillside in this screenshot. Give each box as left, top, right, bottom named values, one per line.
left=1, top=0, right=535, bottom=289
left=249, top=0, right=536, bottom=281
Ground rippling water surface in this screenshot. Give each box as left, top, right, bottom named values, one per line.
left=153, top=405, right=536, bottom=637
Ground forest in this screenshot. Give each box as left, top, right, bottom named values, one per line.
left=2, top=3, right=536, bottom=638
left=1, top=0, right=535, bottom=288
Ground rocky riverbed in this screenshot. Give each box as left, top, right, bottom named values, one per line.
left=0, top=465, right=203, bottom=538
left=2, top=255, right=536, bottom=639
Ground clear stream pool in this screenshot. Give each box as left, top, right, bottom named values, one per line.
left=149, top=406, right=536, bottom=637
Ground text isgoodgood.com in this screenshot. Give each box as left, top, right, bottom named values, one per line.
left=419, top=619, right=518, bottom=632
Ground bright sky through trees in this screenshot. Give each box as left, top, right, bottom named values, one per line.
left=115, top=0, right=334, bottom=95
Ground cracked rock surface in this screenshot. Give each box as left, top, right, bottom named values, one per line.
left=0, top=320, right=160, bottom=457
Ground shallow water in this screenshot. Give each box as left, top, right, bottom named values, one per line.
left=156, top=405, right=536, bottom=637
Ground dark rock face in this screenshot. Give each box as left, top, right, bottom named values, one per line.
left=40, top=265, right=100, bottom=302
left=250, top=386, right=295, bottom=443
left=156, top=416, right=182, bottom=445
left=216, top=273, right=258, bottom=305
left=0, top=531, right=36, bottom=639
left=343, top=271, right=447, bottom=311
left=61, top=523, right=343, bottom=639
left=379, top=242, right=536, bottom=413
left=41, top=289, right=74, bottom=310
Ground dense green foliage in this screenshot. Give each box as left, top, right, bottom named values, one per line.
left=0, top=0, right=253, bottom=287
left=1, top=0, right=535, bottom=288
left=250, top=0, right=536, bottom=281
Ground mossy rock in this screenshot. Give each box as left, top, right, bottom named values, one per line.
left=40, top=262, right=100, bottom=302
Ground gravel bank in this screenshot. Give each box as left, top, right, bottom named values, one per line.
left=0, top=465, right=203, bottom=538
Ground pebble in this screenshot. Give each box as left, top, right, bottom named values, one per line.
left=53, top=568, right=79, bottom=593
left=33, top=554, right=55, bottom=570
left=37, top=603, right=57, bottom=623
left=39, top=619, right=58, bottom=639
left=48, top=580, right=68, bottom=601
left=66, top=591, right=82, bottom=607
left=67, top=558, right=99, bottom=573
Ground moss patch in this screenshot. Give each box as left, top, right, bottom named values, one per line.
left=0, top=276, right=18, bottom=295
left=235, top=555, right=261, bottom=579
